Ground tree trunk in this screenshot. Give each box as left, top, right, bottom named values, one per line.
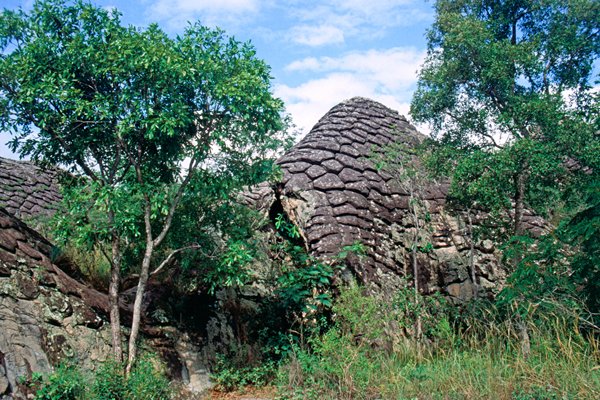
left=513, top=162, right=529, bottom=236
left=108, top=214, right=123, bottom=363
left=466, top=209, right=478, bottom=299
left=126, top=241, right=153, bottom=375
left=516, top=312, right=531, bottom=359
left=411, top=200, right=422, bottom=341
left=512, top=167, right=530, bottom=359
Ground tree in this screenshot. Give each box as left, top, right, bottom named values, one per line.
left=374, top=142, right=434, bottom=340
left=410, top=0, right=600, bottom=353
left=0, top=0, right=291, bottom=372
left=411, top=0, right=599, bottom=236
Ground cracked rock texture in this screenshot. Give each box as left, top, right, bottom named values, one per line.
left=271, top=97, right=546, bottom=298
left=0, top=207, right=111, bottom=399
left=0, top=208, right=214, bottom=398
left=0, top=97, right=549, bottom=398
left=0, top=157, right=63, bottom=224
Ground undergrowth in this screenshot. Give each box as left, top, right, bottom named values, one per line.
left=275, top=285, right=600, bottom=400
left=31, top=355, right=171, bottom=400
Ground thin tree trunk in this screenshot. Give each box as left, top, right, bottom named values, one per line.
left=513, top=166, right=530, bottom=359
left=516, top=312, right=531, bottom=359
left=108, top=212, right=123, bottom=363
left=411, top=199, right=422, bottom=341
left=466, top=209, right=478, bottom=299
left=126, top=241, right=153, bottom=375
left=513, top=169, right=527, bottom=236
left=126, top=194, right=155, bottom=375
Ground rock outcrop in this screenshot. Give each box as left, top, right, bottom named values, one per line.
left=269, top=97, right=544, bottom=298
left=0, top=97, right=550, bottom=398
left=0, top=207, right=111, bottom=399
left=268, top=98, right=488, bottom=297
left=0, top=207, right=213, bottom=398
left=0, top=157, right=62, bottom=223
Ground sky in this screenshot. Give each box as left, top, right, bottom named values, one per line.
left=0, top=0, right=436, bottom=159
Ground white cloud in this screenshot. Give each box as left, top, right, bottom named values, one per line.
left=285, top=47, right=425, bottom=91
left=289, top=24, right=345, bottom=46
left=147, top=0, right=259, bottom=29
left=285, top=0, right=432, bottom=46
left=277, top=47, right=425, bottom=136
left=150, top=0, right=258, bottom=15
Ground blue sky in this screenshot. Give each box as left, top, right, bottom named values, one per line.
left=0, top=0, right=436, bottom=159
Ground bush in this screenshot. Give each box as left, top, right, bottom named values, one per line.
left=276, top=285, right=600, bottom=400
left=34, top=356, right=171, bottom=400
left=88, top=360, right=127, bottom=400
left=34, top=365, right=84, bottom=400
left=212, top=354, right=277, bottom=392
left=125, top=356, right=171, bottom=400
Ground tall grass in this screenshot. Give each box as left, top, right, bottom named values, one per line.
left=276, top=286, right=600, bottom=399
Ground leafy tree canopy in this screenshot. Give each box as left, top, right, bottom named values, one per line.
left=412, top=0, right=599, bottom=225
left=411, top=0, right=600, bottom=317
left=0, top=0, right=291, bottom=368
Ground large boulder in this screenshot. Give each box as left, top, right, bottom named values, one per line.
left=0, top=207, right=215, bottom=398
left=262, top=97, right=545, bottom=299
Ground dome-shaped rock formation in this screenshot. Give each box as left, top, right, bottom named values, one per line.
left=271, top=97, right=545, bottom=297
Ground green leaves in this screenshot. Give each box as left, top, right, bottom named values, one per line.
left=412, top=0, right=600, bottom=317
left=0, top=4, right=296, bottom=351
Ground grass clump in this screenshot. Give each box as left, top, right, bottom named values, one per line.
left=276, top=285, right=600, bottom=400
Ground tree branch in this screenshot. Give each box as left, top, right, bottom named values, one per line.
left=149, top=244, right=201, bottom=277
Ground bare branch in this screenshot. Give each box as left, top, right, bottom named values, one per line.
left=149, top=244, right=201, bottom=277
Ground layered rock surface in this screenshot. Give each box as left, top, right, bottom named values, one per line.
left=0, top=97, right=550, bottom=398
left=270, top=98, right=484, bottom=296
left=0, top=157, right=62, bottom=223
left=271, top=97, right=545, bottom=297
left=0, top=208, right=111, bottom=399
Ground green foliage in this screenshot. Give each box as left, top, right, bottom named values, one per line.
left=562, top=181, right=600, bottom=313
left=211, top=349, right=277, bottom=392
left=411, top=0, right=600, bottom=324
left=0, top=0, right=291, bottom=365
left=270, top=212, right=341, bottom=313
left=0, top=0, right=290, bottom=270
left=33, top=356, right=171, bottom=400
left=88, top=360, right=127, bottom=400
left=124, top=356, right=171, bottom=400
left=34, top=365, right=83, bottom=400
left=275, top=213, right=301, bottom=239
left=276, top=285, right=600, bottom=400
left=411, top=0, right=599, bottom=226
left=209, top=218, right=367, bottom=391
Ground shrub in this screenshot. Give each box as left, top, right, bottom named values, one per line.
left=34, top=356, right=171, bottom=400
left=34, top=365, right=84, bottom=400
left=276, top=285, right=600, bottom=400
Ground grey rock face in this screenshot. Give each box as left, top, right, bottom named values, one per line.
left=0, top=208, right=112, bottom=399
left=274, top=98, right=458, bottom=294
left=0, top=207, right=213, bottom=398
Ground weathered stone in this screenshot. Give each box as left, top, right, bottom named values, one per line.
left=306, top=165, right=327, bottom=179
left=0, top=231, right=17, bottom=253
left=0, top=157, right=63, bottom=223
left=313, top=174, right=345, bottom=190
left=263, top=97, right=531, bottom=296
left=338, top=168, right=363, bottom=183
left=16, top=272, right=39, bottom=300
left=321, top=159, right=344, bottom=173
